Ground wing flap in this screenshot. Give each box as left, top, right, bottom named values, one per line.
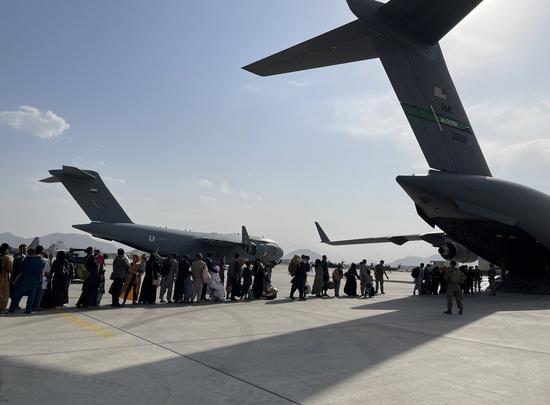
left=243, top=20, right=378, bottom=77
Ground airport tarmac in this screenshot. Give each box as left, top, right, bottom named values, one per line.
left=2, top=266, right=550, bottom=404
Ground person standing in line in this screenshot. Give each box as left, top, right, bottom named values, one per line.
left=321, top=255, right=330, bottom=297
left=227, top=253, right=241, bottom=302
left=444, top=261, right=466, bottom=315
left=359, top=259, right=369, bottom=297
left=241, top=261, right=253, bottom=301
left=344, top=263, right=359, bottom=297
left=191, top=253, right=207, bottom=303
left=311, top=259, right=324, bottom=297
left=424, top=264, right=433, bottom=295
left=332, top=264, right=344, bottom=298
left=51, top=251, right=72, bottom=309
left=474, top=265, right=482, bottom=292
left=160, top=253, right=178, bottom=303
left=488, top=264, right=497, bottom=296
left=202, top=253, right=214, bottom=301
left=173, top=254, right=189, bottom=303
left=0, top=243, right=12, bottom=313
left=122, top=254, right=142, bottom=305
left=8, top=246, right=46, bottom=314
left=110, top=248, right=130, bottom=307
left=252, top=259, right=265, bottom=300
left=375, top=260, right=389, bottom=294
left=219, top=256, right=226, bottom=285
left=413, top=263, right=425, bottom=296
left=10, top=244, right=26, bottom=301
left=290, top=256, right=308, bottom=301
left=139, top=254, right=160, bottom=305
left=77, top=247, right=99, bottom=308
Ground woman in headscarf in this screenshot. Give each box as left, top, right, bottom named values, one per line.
left=51, top=251, right=72, bottom=309
left=208, top=265, right=225, bottom=301
left=344, top=263, right=359, bottom=297
left=252, top=259, right=265, bottom=300
left=139, top=254, right=160, bottom=304
left=121, top=255, right=143, bottom=305
left=311, top=259, right=324, bottom=297
left=0, top=243, right=12, bottom=313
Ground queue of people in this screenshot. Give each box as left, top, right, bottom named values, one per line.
left=411, top=262, right=493, bottom=297
left=0, top=242, right=282, bottom=315
left=0, top=242, right=73, bottom=314
left=287, top=255, right=390, bottom=300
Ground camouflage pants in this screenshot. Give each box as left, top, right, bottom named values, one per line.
left=446, top=285, right=463, bottom=311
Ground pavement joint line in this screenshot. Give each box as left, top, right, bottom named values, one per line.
left=77, top=310, right=302, bottom=405
left=276, top=305, right=550, bottom=357
left=0, top=343, right=152, bottom=359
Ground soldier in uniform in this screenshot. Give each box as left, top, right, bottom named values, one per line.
left=443, top=260, right=466, bottom=315
left=374, top=260, right=389, bottom=294
left=487, top=263, right=497, bottom=296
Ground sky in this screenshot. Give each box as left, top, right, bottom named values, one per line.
left=1, top=0, right=550, bottom=262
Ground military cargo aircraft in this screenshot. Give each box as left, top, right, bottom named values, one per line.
left=245, top=0, right=550, bottom=282
left=41, top=166, right=284, bottom=263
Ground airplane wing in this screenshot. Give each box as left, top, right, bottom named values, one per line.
left=315, top=222, right=445, bottom=247
left=243, top=20, right=378, bottom=77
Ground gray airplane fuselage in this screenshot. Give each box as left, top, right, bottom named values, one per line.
left=74, top=222, right=284, bottom=263
left=398, top=173, right=550, bottom=279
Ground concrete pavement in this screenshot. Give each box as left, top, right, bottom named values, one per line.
left=2, top=268, right=550, bottom=404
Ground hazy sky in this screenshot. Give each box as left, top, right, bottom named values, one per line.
left=1, top=0, right=550, bottom=262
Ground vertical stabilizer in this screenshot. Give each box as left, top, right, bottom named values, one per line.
left=40, top=166, right=133, bottom=224
left=245, top=0, right=491, bottom=177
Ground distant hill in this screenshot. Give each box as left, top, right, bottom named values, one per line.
left=0, top=232, right=121, bottom=253
left=283, top=249, right=324, bottom=261
left=389, top=254, right=442, bottom=267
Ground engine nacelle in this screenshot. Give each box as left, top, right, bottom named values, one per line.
left=438, top=241, right=478, bottom=263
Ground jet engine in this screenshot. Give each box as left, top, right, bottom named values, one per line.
left=438, top=241, right=478, bottom=263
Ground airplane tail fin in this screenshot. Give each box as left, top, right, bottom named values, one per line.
left=245, top=0, right=491, bottom=177
left=40, top=166, right=133, bottom=224
left=315, top=222, right=332, bottom=244
left=29, top=237, right=39, bottom=249
left=242, top=226, right=252, bottom=246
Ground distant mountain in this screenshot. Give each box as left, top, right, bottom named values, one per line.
left=283, top=249, right=324, bottom=261
left=389, top=254, right=442, bottom=267
left=0, top=232, right=121, bottom=253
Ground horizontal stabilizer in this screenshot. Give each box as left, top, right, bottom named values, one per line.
left=243, top=20, right=378, bottom=76
left=380, top=0, right=484, bottom=45
left=315, top=222, right=445, bottom=247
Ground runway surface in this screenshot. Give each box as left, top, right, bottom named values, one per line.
left=2, top=267, right=550, bottom=404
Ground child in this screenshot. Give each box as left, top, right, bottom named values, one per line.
left=362, top=269, right=374, bottom=298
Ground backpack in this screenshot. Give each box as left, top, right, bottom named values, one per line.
left=411, top=267, right=419, bottom=279
left=288, top=255, right=300, bottom=276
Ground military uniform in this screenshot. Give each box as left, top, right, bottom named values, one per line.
left=374, top=264, right=386, bottom=294
left=488, top=266, right=497, bottom=296
left=444, top=266, right=466, bottom=314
